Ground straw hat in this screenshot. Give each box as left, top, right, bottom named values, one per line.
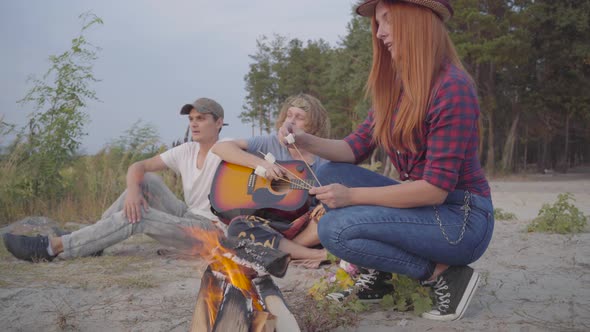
left=356, top=0, right=453, bottom=22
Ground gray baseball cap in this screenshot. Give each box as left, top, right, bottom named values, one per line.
left=180, top=97, right=228, bottom=125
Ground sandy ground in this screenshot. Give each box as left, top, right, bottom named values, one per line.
left=1, top=174, right=589, bottom=332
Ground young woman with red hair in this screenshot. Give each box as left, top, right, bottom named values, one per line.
left=279, top=0, right=494, bottom=321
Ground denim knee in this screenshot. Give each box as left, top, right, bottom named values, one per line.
left=142, top=172, right=164, bottom=186
left=317, top=214, right=339, bottom=252
left=316, top=163, right=336, bottom=186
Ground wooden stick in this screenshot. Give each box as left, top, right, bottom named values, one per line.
left=291, top=144, right=322, bottom=187
left=257, top=151, right=312, bottom=188
left=258, top=150, right=311, bottom=184
left=276, top=164, right=310, bottom=186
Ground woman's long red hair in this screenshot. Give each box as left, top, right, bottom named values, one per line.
left=367, top=1, right=468, bottom=153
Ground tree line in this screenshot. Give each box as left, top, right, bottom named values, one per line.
left=241, top=0, right=590, bottom=175
left=1, top=2, right=589, bottom=224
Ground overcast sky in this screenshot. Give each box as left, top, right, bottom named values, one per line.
left=1, top=0, right=358, bottom=153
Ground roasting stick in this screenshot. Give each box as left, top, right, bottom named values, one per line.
left=257, top=151, right=312, bottom=189
left=254, top=164, right=312, bottom=190
left=285, top=133, right=323, bottom=187
left=259, top=150, right=306, bottom=183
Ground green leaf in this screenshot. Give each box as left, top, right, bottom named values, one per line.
left=380, top=293, right=395, bottom=308
left=411, top=293, right=433, bottom=315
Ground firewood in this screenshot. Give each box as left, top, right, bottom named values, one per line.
left=191, top=267, right=223, bottom=332
left=212, top=284, right=251, bottom=332
left=220, top=237, right=291, bottom=277
left=191, top=264, right=298, bottom=332
left=251, top=311, right=276, bottom=332
left=254, top=275, right=301, bottom=332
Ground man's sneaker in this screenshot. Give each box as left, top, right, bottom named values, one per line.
left=326, top=268, right=394, bottom=303
left=2, top=233, right=57, bottom=262
left=421, top=266, right=480, bottom=321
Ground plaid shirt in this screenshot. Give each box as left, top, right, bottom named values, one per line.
left=344, top=63, right=491, bottom=197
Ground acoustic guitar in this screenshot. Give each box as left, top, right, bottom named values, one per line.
left=209, top=160, right=314, bottom=223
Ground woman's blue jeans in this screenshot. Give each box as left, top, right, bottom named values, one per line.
left=315, top=163, right=494, bottom=280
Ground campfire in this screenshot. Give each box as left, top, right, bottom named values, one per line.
left=184, top=227, right=300, bottom=332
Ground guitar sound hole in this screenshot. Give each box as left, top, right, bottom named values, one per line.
left=270, top=179, right=291, bottom=193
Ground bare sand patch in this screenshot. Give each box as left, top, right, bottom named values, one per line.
left=1, top=177, right=589, bottom=331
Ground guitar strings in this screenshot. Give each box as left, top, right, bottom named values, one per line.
left=275, top=176, right=313, bottom=190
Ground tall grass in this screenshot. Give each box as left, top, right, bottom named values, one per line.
left=0, top=142, right=182, bottom=227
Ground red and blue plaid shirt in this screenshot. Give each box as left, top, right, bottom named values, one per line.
left=344, top=63, right=491, bottom=197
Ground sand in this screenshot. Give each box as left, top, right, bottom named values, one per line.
left=1, top=174, right=589, bottom=331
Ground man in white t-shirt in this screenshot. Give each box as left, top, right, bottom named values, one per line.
left=4, top=98, right=229, bottom=262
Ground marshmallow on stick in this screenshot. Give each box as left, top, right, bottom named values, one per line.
left=263, top=152, right=276, bottom=164
left=254, top=165, right=267, bottom=178
left=285, top=133, right=295, bottom=144
left=284, top=132, right=323, bottom=187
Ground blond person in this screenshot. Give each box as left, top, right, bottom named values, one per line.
left=212, top=93, right=330, bottom=268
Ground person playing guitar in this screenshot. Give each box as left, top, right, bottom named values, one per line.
left=211, top=93, right=330, bottom=268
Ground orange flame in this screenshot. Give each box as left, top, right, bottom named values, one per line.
left=203, top=274, right=223, bottom=326
left=185, top=227, right=264, bottom=322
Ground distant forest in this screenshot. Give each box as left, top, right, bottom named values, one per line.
left=240, top=0, right=590, bottom=175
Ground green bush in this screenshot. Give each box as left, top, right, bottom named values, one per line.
left=386, top=274, right=432, bottom=315
left=305, top=267, right=432, bottom=327
left=527, top=193, right=587, bottom=234
left=17, top=12, right=103, bottom=201
left=494, top=208, right=516, bottom=220
left=301, top=270, right=365, bottom=331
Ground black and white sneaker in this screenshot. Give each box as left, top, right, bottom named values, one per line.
left=2, top=233, right=57, bottom=262
left=326, top=268, right=394, bottom=303
left=421, top=266, right=480, bottom=321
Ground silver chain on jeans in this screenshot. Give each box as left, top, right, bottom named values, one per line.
left=433, top=190, right=471, bottom=245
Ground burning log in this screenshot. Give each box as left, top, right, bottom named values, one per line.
left=191, top=267, right=223, bottom=331
left=220, top=236, right=290, bottom=278
left=185, top=227, right=297, bottom=331
left=185, top=227, right=290, bottom=278
left=190, top=266, right=300, bottom=332
left=212, top=284, right=251, bottom=331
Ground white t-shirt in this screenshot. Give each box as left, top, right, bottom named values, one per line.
left=160, top=139, right=229, bottom=221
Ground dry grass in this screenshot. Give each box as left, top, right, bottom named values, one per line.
left=0, top=246, right=163, bottom=290
left=0, top=231, right=208, bottom=294
left=0, top=239, right=10, bottom=259
left=0, top=139, right=182, bottom=227
left=0, top=229, right=157, bottom=287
